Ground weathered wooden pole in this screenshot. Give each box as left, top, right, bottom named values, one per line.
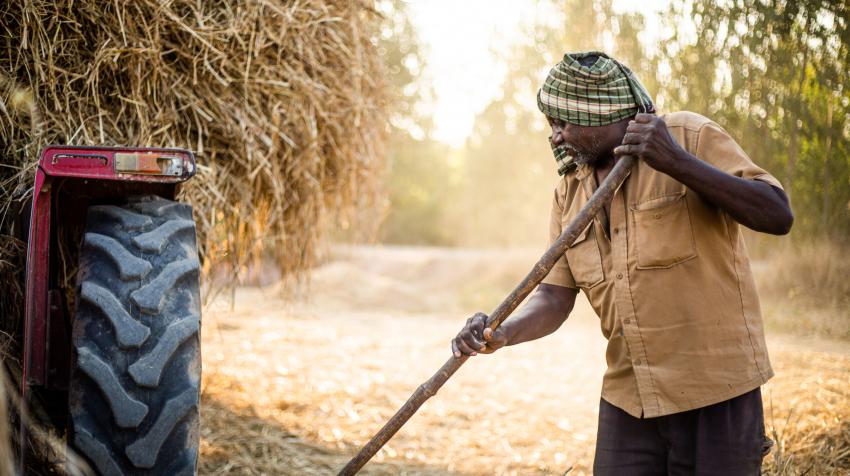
left=339, top=155, right=636, bottom=475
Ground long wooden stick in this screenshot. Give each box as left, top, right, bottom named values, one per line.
left=339, top=156, right=636, bottom=475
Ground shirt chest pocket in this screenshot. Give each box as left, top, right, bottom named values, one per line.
left=630, top=191, right=698, bottom=269
left=562, top=218, right=605, bottom=289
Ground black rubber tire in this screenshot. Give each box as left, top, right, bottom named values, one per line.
left=69, top=195, right=201, bottom=475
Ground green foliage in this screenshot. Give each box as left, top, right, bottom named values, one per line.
left=660, top=0, right=850, bottom=238
left=376, top=0, right=431, bottom=133
left=379, top=134, right=456, bottom=245
left=449, top=0, right=654, bottom=247
left=370, top=0, right=460, bottom=245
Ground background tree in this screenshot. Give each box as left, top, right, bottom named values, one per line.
left=452, top=0, right=655, bottom=246
left=660, top=0, right=850, bottom=239
left=371, top=0, right=459, bottom=245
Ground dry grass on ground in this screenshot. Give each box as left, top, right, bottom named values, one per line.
left=199, top=246, right=850, bottom=475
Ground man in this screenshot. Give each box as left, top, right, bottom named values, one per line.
left=451, top=51, right=793, bottom=475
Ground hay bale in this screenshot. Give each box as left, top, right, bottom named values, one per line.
left=0, top=0, right=388, bottom=286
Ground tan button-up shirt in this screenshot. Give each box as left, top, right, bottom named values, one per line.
left=542, top=111, right=781, bottom=418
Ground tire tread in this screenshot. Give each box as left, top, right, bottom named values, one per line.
left=70, top=196, right=201, bottom=475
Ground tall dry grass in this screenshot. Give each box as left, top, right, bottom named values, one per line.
left=754, top=239, right=850, bottom=341
left=755, top=239, right=850, bottom=474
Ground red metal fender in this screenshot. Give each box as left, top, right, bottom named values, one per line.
left=23, top=145, right=195, bottom=388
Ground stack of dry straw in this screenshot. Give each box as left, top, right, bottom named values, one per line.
left=0, top=0, right=389, bottom=311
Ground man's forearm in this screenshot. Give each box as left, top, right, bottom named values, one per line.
left=502, top=286, right=577, bottom=346
left=615, top=114, right=793, bottom=235
left=665, top=149, right=793, bottom=235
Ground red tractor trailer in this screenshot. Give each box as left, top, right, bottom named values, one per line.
left=14, top=145, right=202, bottom=475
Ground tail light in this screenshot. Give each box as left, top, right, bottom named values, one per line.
left=114, top=152, right=184, bottom=176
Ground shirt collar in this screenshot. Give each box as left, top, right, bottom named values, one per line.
left=574, top=163, right=593, bottom=181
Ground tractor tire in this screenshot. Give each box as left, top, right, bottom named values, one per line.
left=69, top=196, right=201, bottom=476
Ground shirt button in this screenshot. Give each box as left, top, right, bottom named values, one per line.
left=616, top=273, right=624, bottom=280
left=613, top=227, right=619, bottom=234
left=624, top=318, right=631, bottom=324
left=654, top=213, right=662, bottom=220
left=634, top=359, right=642, bottom=366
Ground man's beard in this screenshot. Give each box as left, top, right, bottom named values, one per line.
left=571, top=151, right=597, bottom=166
left=563, top=138, right=607, bottom=166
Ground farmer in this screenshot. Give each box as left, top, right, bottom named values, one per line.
left=451, top=51, right=793, bottom=475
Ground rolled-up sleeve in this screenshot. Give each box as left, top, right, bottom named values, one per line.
left=695, top=122, right=784, bottom=190
left=541, top=184, right=578, bottom=289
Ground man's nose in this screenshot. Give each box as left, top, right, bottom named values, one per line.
left=550, top=126, right=564, bottom=146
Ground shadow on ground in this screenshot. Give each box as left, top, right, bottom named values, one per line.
left=199, top=395, right=460, bottom=476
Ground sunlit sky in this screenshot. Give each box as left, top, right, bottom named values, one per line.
left=407, top=0, right=673, bottom=146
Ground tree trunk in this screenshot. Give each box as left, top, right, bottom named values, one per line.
left=822, top=97, right=833, bottom=233
left=785, top=14, right=813, bottom=202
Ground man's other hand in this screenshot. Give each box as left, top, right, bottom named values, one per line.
left=451, top=312, right=508, bottom=358
left=613, top=113, right=684, bottom=174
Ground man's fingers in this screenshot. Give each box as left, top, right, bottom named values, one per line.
left=456, top=338, right=478, bottom=356
left=615, top=142, right=647, bottom=157
left=453, top=311, right=491, bottom=357
left=483, top=327, right=493, bottom=341
left=626, top=121, right=649, bottom=133
left=471, top=313, right=488, bottom=331
left=634, top=113, right=654, bottom=123
left=621, top=132, right=644, bottom=145
left=613, top=144, right=635, bottom=156
left=462, top=328, right=486, bottom=350
left=466, top=316, right=483, bottom=341
left=471, top=321, right=483, bottom=341
left=471, top=313, right=489, bottom=346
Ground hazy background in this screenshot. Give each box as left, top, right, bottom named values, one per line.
left=367, top=0, right=849, bottom=339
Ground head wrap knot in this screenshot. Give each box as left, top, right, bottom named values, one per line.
left=537, top=51, right=655, bottom=175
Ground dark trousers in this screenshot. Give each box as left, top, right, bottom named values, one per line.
left=593, top=388, right=769, bottom=476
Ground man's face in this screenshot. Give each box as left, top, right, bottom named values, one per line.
left=547, top=115, right=630, bottom=166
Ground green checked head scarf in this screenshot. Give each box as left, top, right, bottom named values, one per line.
left=537, top=51, right=655, bottom=175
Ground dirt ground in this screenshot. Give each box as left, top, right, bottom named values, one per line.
left=198, top=245, right=850, bottom=475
